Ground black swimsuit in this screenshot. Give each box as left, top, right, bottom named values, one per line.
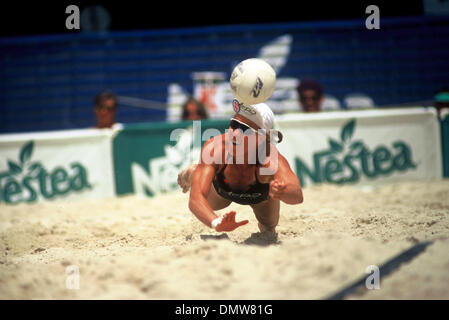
left=212, top=164, right=270, bottom=205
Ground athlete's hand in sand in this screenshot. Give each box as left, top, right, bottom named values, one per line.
left=269, top=179, right=287, bottom=200
left=215, top=211, right=249, bottom=232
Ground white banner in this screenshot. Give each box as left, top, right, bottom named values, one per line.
left=275, top=107, right=443, bottom=187
left=0, top=128, right=116, bottom=204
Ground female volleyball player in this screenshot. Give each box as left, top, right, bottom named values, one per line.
left=178, top=100, right=303, bottom=233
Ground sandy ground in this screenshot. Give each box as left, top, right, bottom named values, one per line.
left=1, top=179, right=449, bottom=300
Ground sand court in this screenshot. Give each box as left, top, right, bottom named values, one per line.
left=1, top=180, right=448, bottom=299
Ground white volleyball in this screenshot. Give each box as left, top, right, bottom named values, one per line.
left=230, top=58, right=276, bottom=105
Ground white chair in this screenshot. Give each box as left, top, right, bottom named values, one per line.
left=322, top=95, right=342, bottom=111
left=344, top=93, right=375, bottom=109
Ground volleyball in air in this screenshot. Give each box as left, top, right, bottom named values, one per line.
left=230, top=58, right=276, bottom=105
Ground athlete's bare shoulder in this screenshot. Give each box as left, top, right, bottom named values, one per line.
left=200, top=133, right=226, bottom=167
left=201, top=133, right=226, bottom=148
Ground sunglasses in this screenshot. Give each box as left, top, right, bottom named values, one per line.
left=229, top=118, right=284, bottom=144
left=229, top=118, right=264, bottom=136
left=300, top=95, right=320, bottom=102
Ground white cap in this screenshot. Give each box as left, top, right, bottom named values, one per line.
left=232, top=99, right=274, bottom=130
left=232, top=99, right=283, bottom=143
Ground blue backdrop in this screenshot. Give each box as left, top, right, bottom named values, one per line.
left=1, top=16, right=449, bottom=133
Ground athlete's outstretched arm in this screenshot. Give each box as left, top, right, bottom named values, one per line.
left=188, top=138, right=249, bottom=231
left=270, top=154, right=303, bottom=204
left=188, top=163, right=249, bottom=231
left=188, top=162, right=219, bottom=227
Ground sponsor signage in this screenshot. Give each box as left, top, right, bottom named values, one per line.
left=0, top=129, right=115, bottom=204
left=276, top=108, right=443, bottom=187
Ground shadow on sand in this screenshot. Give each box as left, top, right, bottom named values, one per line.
left=200, top=233, right=230, bottom=241
left=242, top=232, right=281, bottom=247
left=199, top=232, right=280, bottom=247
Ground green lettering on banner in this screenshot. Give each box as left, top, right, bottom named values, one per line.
left=294, top=119, right=418, bottom=187
left=70, top=163, right=92, bottom=191
left=37, top=169, right=54, bottom=199
left=4, top=179, right=22, bottom=203
left=301, top=149, right=340, bottom=185
left=343, top=154, right=360, bottom=183
left=372, top=146, right=393, bottom=174
left=324, top=157, right=344, bottom=184
left=392, top=141, right=417, bottom=171
left=0, top=173, right=8, bottom=202
left=295, top=158, right=321, bottom=186
left=0, top=141, right=93, bottom=204
left=358, top=147, right=377, bottom=178
left=23, top=176, right=37, bottom=203
left=295, top=150, right=332, bottom=186
left=51, top=167, right=70, bottom=195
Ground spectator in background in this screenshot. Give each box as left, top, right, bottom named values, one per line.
left=94, top=90, right=121, bottom=129
left=434, top=88, right=449, bottom=116
left=297, top=79, right=324, bottom=113
left=181, top=97, right=209, bottom=121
